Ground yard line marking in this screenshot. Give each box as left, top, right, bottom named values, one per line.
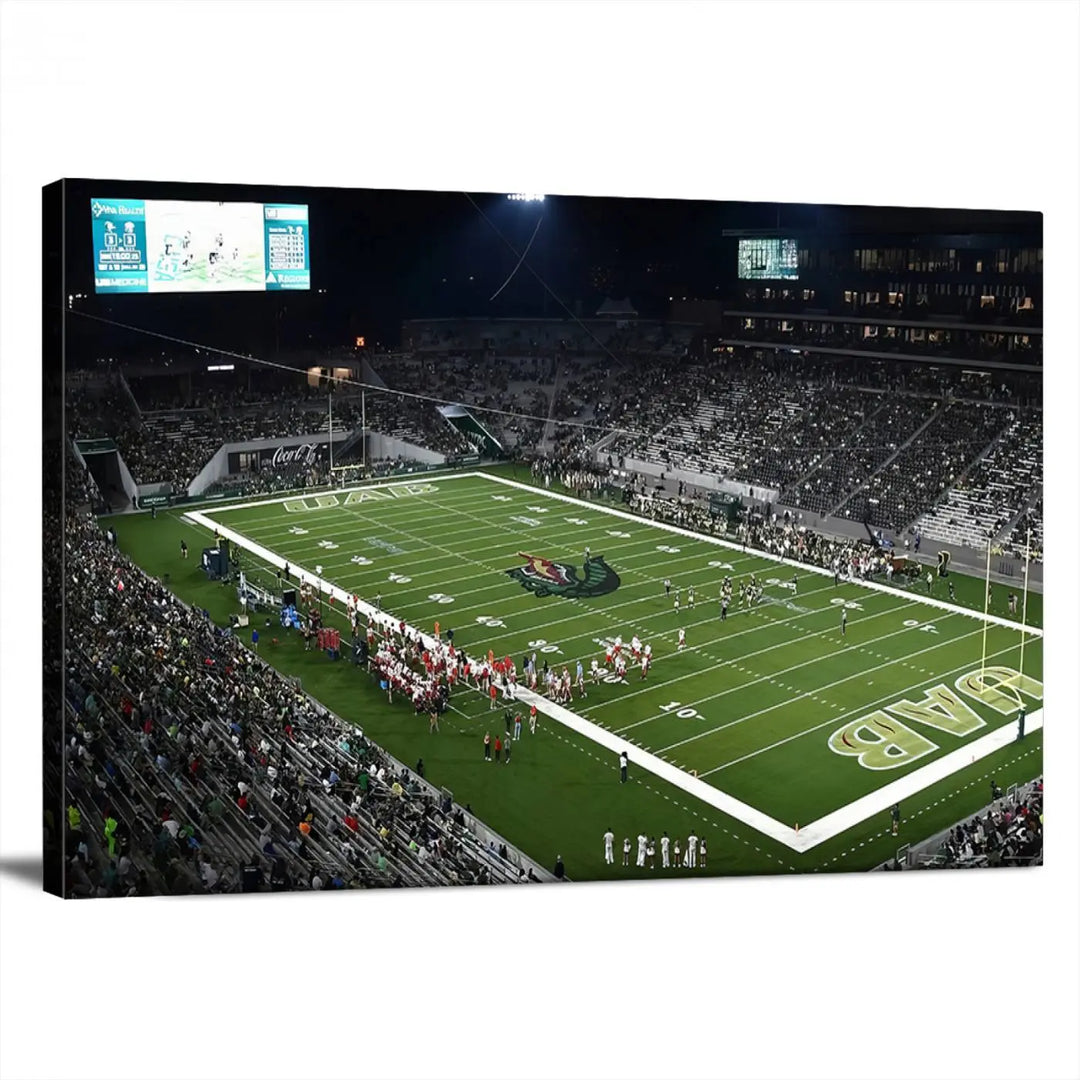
left=205, top=469, right=1040, bottom=639
left=655, top=622, right=993, bottom=753
left=191, top=474, right=1042, bottom=856
left=605, top=601, right=937, bottom=725
left=469, top=473, right=1043, bottom=637
left=787, top=706, right=1042, bottom=852
left=697, top=640, right=1032, bottom=777
left=456, top=580, right=850, bottom=661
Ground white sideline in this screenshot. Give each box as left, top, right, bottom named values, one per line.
left=184, top=505, right=809, bottom=848
left=475, top=473, right=1043, bottom=638
left=791, top=708, right=1044, bottom=851
left=188, top=472, right=1044, bottom=855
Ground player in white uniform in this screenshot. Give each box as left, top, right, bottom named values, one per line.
left=660, top=832, right=671, bottom=869
left=688, top=831, right=699, bottom=868
left=631, top=635, right=642, bottom=659
left=636, top=832, right=647, bottom=868
left=677, top=627, right=686, bottom=650
left=590, top=658, right=602, bottom=685
left=622, top=836, right=631, bottom=867
left=673, top=588, right=680, bottom=613
left=699, top=837, right=708, bottom=869
left=688, top=587, right=695, bottom=610
left=604, top=828, right=615, bottom=865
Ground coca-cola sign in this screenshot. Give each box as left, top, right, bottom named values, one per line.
left=269, top=442, right=321, bottom=468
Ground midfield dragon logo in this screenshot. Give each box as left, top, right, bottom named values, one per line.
left=506, top=552, right=620, bottom=599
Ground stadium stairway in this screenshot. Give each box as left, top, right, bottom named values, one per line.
left=775, top=396, right=891, bottom=506
left=994, top=482, right=1043, bottom=550
left=898, top=422, right=1012, bottom=536
left=830, top=407, right=942, bottom=517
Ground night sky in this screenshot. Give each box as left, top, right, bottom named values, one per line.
left=57, top=178, right=1041, bottom=363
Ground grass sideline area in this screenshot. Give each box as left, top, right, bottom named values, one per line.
left=107, top=467, right=1043, bottom=878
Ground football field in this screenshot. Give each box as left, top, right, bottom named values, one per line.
left=182, top=470, right=1044, bottom=866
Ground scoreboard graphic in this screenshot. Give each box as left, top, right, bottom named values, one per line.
left=737, top=237, right=799, bottom=281
left=91, top=198, right=311, bottom=294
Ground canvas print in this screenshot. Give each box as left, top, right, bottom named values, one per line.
left=43, top=181, right=1043, bottom=897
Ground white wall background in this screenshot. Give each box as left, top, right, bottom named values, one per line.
left=2, top=3, right=1077, bottom=1079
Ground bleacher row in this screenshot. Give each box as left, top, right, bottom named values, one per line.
left=596, top=355, right=1040, bottom=550
left=842, top=400, right=1008, bottom=531
left=61, top=511, right=541, bottom=897
left=1003, top=495, right=1043, bottom=561
left=69, top=341, right=1042, bottom=556
left=913, top=411, right=1043, bottom=552
left=883, top=778, right=1044, bottom=870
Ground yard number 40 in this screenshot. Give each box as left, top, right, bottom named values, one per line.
left=660, top=701, right=703, bottom=720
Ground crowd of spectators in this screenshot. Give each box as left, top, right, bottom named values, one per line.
left=360, top=389, right=473, bottom=457
left=842, top=400, right=1010, bottom=531
left=606, top=351, right=1040, bottom=539
left=66, top=443, right=102, bottom=509
left=914, top=411, right=1043, bottom=554
left=400, top=317, right=694, bottom=362
left=526, top=455, right=904, bottom=586
left=72, top=366, right=467, bottom=492
left=913, top=779, right=1043, bottom=869
left=58, top=507, right=540, bottom=897
left=68, top=336, right=1042, bottom=550
left=1002, top=495, right=1044, bottom=563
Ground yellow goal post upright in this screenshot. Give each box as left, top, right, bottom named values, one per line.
left=327, top=389, right=367, bottom=480
left=979, top=534, right=992, bottom=679
left=993, top=527, right=1036, bottom=704
left=1018, top=527, right=1032, bottom=684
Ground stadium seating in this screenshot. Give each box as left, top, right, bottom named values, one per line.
left=840, top=401, right=1011, bottom=531
left=1002, top=495, right=1044, bottom=563
left=70, top=340, right=1044, bottom=549
left=885, top=778, right=1044, bottom=870
left=913, top=411, right=1043, bottom=553
left=61, top=508, right=540, bottom=897
left=752, top=390, right=929, bottom=516
left=66, top=443, right=101, bottom=509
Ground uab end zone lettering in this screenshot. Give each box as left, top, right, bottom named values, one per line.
left=829, top=666, right=1042, bottom=771
left=283, top=483, right=438, bottom=513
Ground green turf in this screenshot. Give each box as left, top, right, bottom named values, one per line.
left=108, top=469, right=1044, bottom=879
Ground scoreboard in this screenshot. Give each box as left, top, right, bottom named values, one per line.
left=737, top=238, right=799, bottom=281
left=91, top=197, right=311, bottom=294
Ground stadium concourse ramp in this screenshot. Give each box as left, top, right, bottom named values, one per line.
left=187, top=471, right=1042, bottom=859
left=437, top=404, right=503, bottom=457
